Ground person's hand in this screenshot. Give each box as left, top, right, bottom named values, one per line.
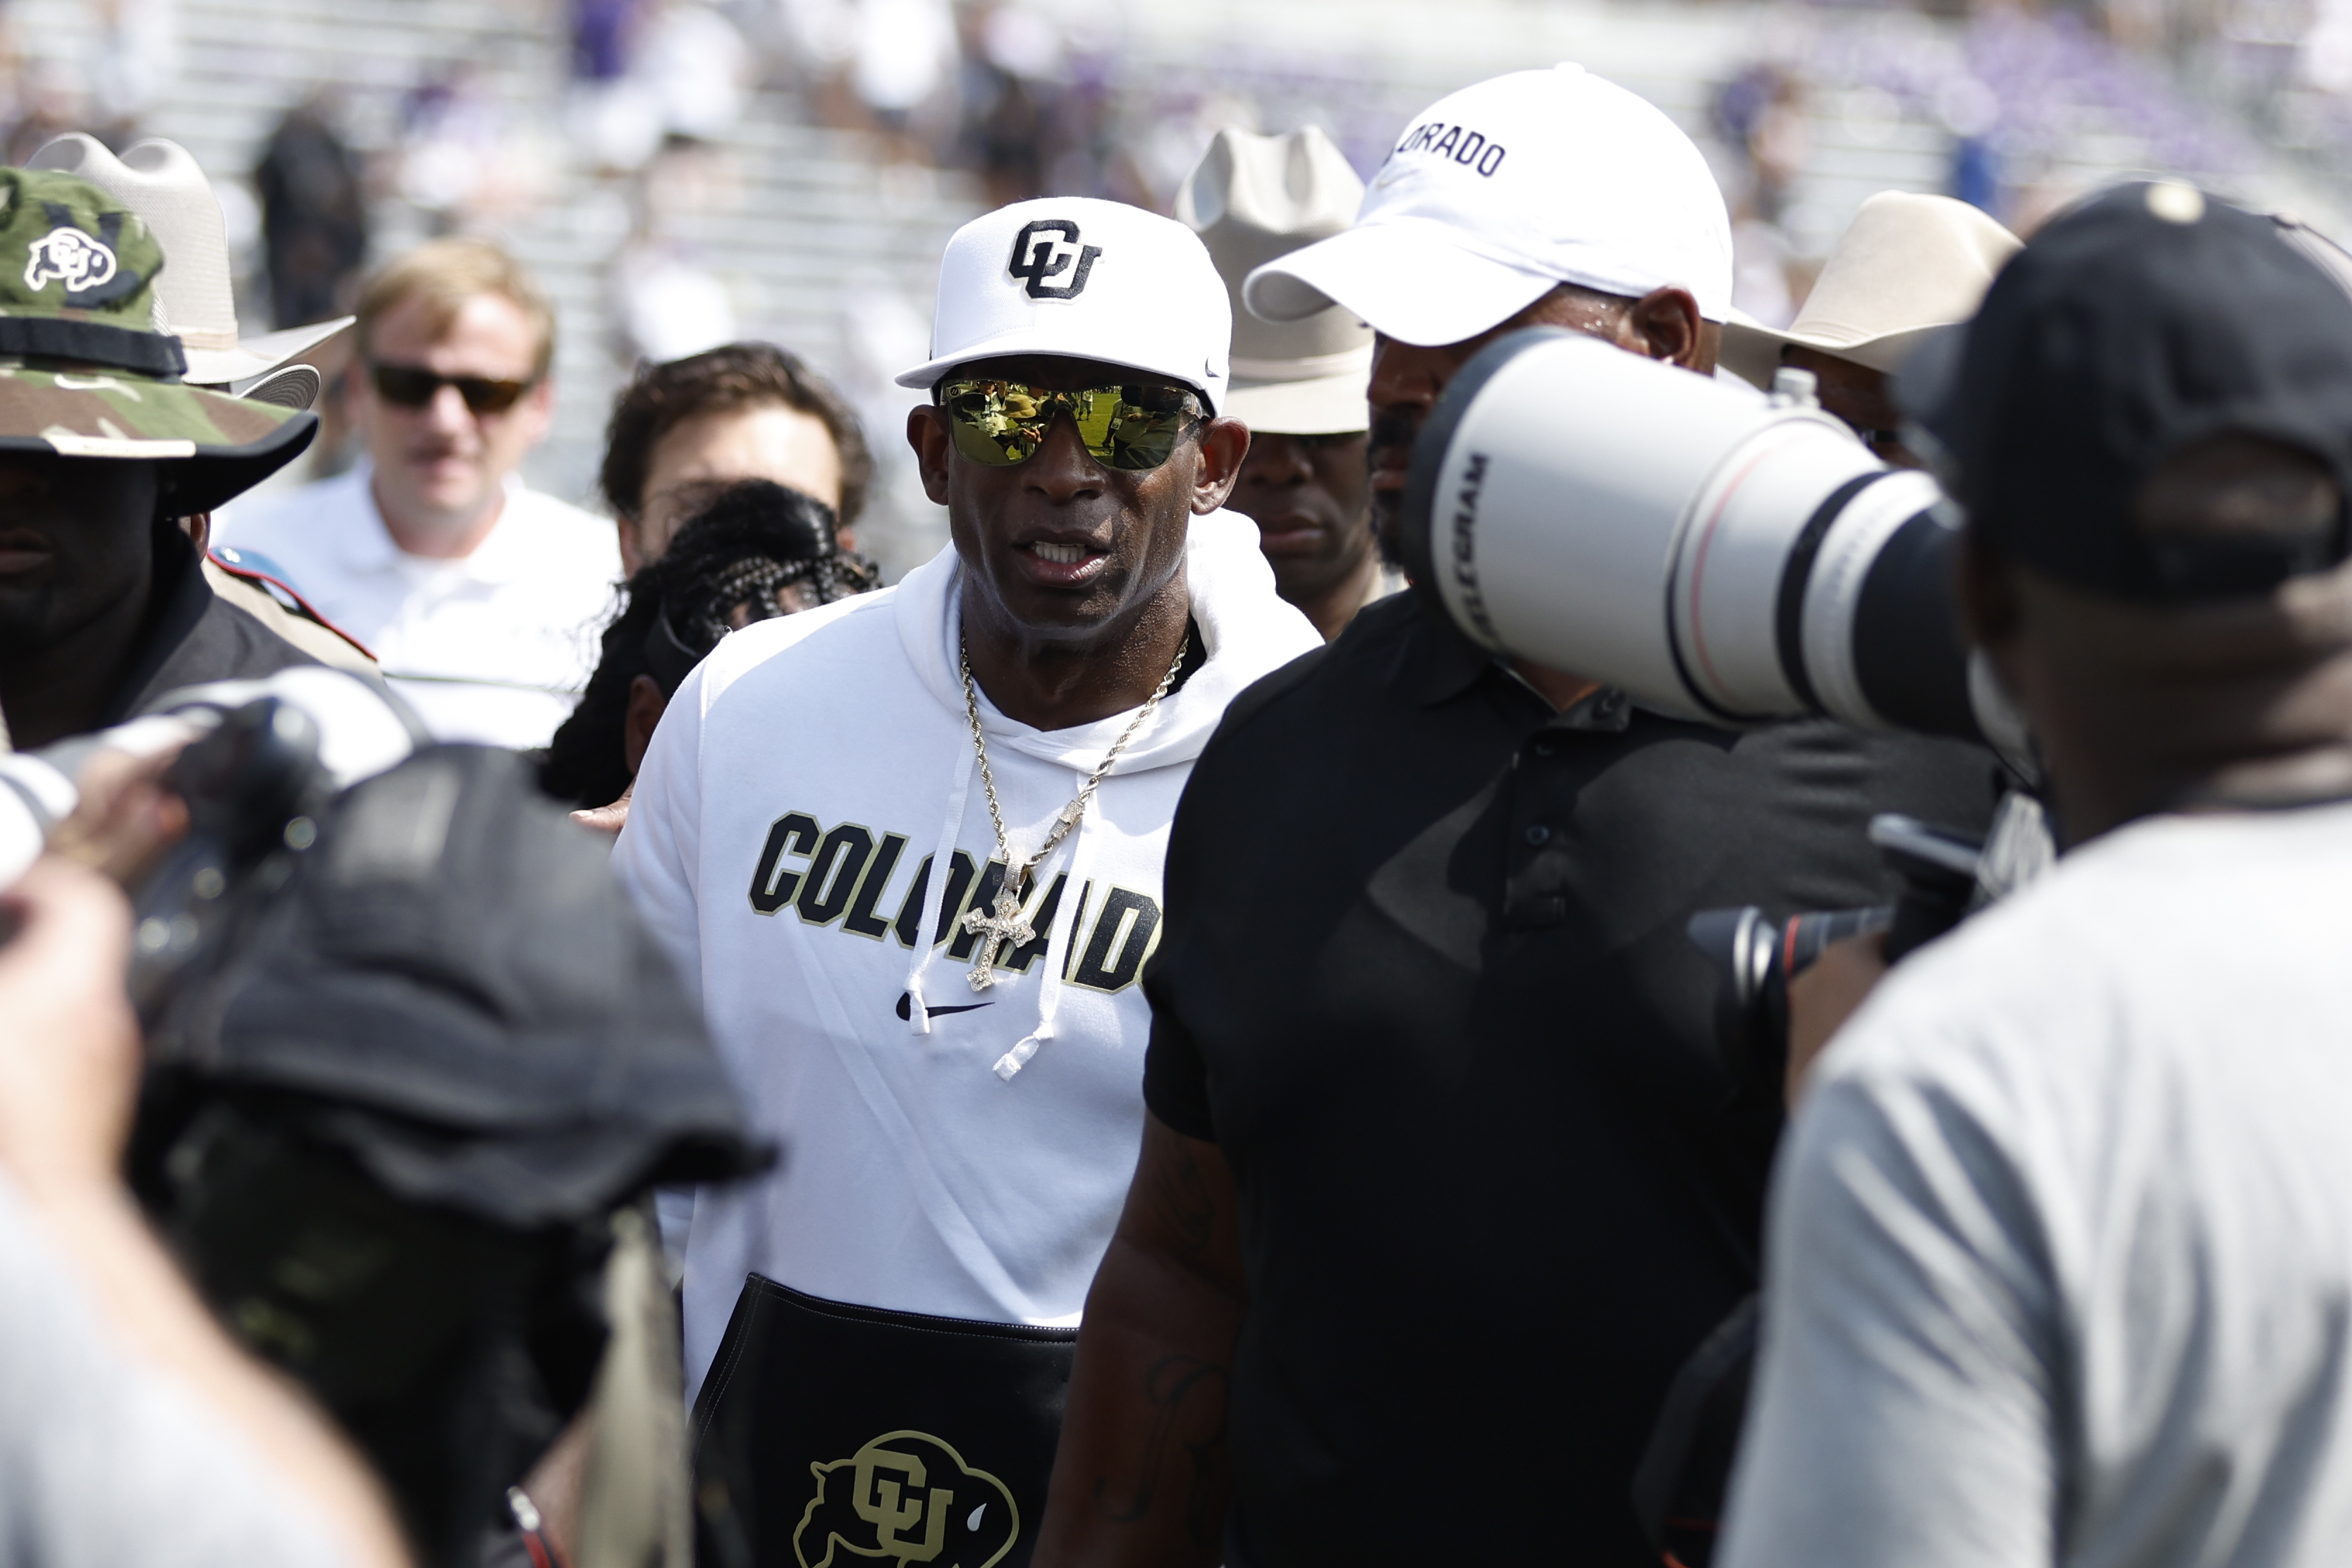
left=572, top=778, right=633, bottom=838
left=0, top=856, right=140, bottom=1192
left=1784, top=930, right=1888, bottom=1105
left=47, top=741, right=191, bottom=888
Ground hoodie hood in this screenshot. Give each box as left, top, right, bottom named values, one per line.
left=894, top=508, right=1318, bottom=771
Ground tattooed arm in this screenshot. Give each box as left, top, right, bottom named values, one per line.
left=1034, top=1113, right=1248, bottom=1568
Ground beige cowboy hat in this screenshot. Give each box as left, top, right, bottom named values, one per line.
left=1177, top=125, right=1371, bottom=435
left=25, top=133, right=354, bottom=408
left=1721, top=191, right=2021, bottom=391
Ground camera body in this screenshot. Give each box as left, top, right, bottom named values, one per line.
left=129, top=695, right=332, bottom=1023
left=1686, top=814, right=1987, bottom=1089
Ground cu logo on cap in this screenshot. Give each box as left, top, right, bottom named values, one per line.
left=1008, top=219, right=1101, bottom=301
left=24, top=226, right=119, bottom=294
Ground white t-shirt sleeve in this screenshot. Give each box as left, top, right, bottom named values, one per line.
left=0, top=1174, right=347, bottom=1568
left=1719, top=1058, right=2063, bottom=1568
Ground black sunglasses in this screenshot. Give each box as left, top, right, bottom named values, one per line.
left=369, top=362, right=535, bottom=415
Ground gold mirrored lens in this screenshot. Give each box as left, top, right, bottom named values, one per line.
left=941, top=379, right=1195, bottom=470
left=944, top=381, right=1047, bottom=465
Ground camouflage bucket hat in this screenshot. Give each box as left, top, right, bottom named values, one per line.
left=0, top=166, right=314, bottom=513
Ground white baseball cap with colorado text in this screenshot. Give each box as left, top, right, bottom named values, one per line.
left=897, top=196, right=1232, bottom=412
left=1245, top=65, right=1733, bottom=348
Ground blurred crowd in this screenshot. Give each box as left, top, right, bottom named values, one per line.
left=9, top=0, right=2345, bottom=575
left=1710, top=0, right=2282, bottom=328
left=25, top=7, right=2352, bottom=1567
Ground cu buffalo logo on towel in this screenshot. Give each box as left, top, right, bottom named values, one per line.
left=794, top=1430, right=1017, bottom=1568
left=24, top=226, right=118, bottom=293
left=1007, top=219, right=1101, bottom=300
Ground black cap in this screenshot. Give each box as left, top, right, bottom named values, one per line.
left=1901, top=183, right=2352, bottom=601
left=146, top=744, right=768, bottom=1228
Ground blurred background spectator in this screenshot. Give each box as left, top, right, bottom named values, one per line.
left=255, top=96, right=367, bottom=331
left=596, top=338, right=872, bottom=572
left=5, top=0, right=2350, bottom=581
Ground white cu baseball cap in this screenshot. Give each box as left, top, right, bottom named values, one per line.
left=897, top=196, right=1232, bottom=413
left=1246, top=64, right=1733, bottom=348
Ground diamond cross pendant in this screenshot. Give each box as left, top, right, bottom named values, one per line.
left=961, top=886, right=1035, bottom=992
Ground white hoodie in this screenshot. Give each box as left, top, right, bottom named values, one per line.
left=614, top=512, right=1320, bottom=1402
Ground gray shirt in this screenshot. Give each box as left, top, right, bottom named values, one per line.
left=1722, top=800, right=2352, bottom=1568
left=0, top=1172, right=341, bottom=1567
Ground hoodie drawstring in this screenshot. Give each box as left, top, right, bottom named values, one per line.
left=991, top=785, right=1099, bottom=1082
left=902, top=740, right=976, bottom=1036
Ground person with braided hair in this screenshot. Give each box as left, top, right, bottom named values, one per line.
left=542, top=479, right=879, bottom=822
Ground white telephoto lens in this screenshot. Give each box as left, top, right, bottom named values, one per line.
left=1402, top=328, right=1992, bottom=745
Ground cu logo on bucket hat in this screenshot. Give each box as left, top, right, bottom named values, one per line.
left=24, top=225, right=119, bottom=294
left=1007, top=219, right=1102, bottom=300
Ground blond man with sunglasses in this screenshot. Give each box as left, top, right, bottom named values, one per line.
left=218, top=238, right=620, bottom=747
left=612, top=197, right=1316, bottom=1568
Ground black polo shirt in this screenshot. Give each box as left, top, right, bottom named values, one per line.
left=1141, top=591, right=2001, bottom=1567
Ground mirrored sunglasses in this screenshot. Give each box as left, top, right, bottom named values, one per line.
left=369, top=362, right=534, bottom=415
left=939, top=377, right=1202, bottom=471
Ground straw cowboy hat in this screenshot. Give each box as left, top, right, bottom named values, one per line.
left=1721, top=191, right=2021, bottom=391
left=26, top=133, right=353, bottom=408
left=1177, top=125, right=1371, bottom=435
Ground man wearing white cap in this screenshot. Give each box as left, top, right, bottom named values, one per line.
left=1179, top=126, right=1395, bottom=641
left=1036, top=67, right=1997, bottom=1567
left=613, top=196, right=1316, bottom=1566
left=1720, top=190, right=2021, bottom=466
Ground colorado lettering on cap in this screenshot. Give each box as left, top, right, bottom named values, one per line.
left=1390, top=121, right=1508, bottom=178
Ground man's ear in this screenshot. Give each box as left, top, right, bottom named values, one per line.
left=616, top=515, right=646, bottom=577
left=1955, top=529, right=2030, bottom=693
left=1190, top=417, right=1250, bottom=515
left=623, top=674, right=668, bottom=777
left=1626, top=286, right=1707, bottom=372
left=907, top=405, right=953, bottom=506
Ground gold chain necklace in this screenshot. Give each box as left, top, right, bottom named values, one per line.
left=955, top=630, right=1189, bottom=991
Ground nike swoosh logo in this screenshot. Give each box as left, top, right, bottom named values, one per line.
left=896, top=992, right=995, bottom=1022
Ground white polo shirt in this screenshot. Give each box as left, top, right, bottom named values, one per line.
left=217, top=463, right=621, bottom=748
